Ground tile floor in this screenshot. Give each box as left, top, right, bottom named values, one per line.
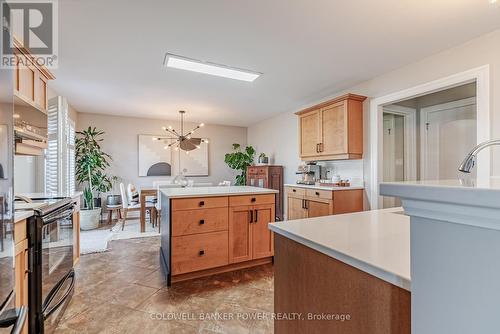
left=55, top=236, right=274, bottom=333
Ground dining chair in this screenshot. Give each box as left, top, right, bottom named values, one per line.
left=119, top=183, right=155, bottom=231
left=152, top=183, right=183, bottom=229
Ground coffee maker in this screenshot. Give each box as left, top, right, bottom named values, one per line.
left=296, top=163, right=321, bottom=185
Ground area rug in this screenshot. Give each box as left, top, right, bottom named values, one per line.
left=110, top=218, right=160, bottom=241
left=80, top=229, right=114, bottom=254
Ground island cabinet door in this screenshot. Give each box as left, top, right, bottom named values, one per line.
left=287, top=196, right=307, bottom=220
left=252, top=204, right=275, bottom=259
left=306, top=199, right=332, bottom=218
left=229, top=206, right=253, bottom=263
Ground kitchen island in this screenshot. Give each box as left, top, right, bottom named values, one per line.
left=269, top=207, right=410, bottom=334
left=380, top=179, right=500, bottom=334
left=159, top=186, right=278, bottom=285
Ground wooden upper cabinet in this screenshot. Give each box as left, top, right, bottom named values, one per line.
left=299, top=109, right=321, bottom=158
left=296, top=94, right=366, bottom=161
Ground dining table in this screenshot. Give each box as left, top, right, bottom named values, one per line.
left=139, top=187, right=157, bottom=233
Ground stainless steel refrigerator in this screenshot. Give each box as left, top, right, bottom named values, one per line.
left=0, top=4, right=28, bottom=332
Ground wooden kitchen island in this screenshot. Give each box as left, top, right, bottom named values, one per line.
left=159, top=186, right=277, bottom=285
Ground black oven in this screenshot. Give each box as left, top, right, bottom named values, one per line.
left=28, top=199, right=75, bottom=334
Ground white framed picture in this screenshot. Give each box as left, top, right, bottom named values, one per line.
left=138, top=135, right=172, bottom=177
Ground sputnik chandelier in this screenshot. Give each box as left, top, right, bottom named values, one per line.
left=154, top=110, right=208, bottom=152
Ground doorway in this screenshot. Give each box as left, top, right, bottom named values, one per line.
left=381, top=82, right=478, bottom=208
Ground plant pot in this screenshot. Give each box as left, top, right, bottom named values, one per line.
left=93, top=197, right=102, bottom=208
left=106, top=194, right=121, bottom=206
left=80, top=208, right=101, bottom=230
left=258, top=156, right=269, bottom=165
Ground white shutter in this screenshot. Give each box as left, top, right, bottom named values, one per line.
left=45, top=98, right=61, bottom=193
left=67, top=120, right=76, bottom=194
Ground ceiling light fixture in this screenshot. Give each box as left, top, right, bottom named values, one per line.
left=491, top=0, right=497, bottom=3
left=154, top=110, right=208, bottom=152
left=164, top=53, right=261, bottom=82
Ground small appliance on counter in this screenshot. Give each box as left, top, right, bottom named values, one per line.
left=296, top=162, right=321, bottom=185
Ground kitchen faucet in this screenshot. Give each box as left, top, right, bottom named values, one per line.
left=458, top=139, right=500, bottom=173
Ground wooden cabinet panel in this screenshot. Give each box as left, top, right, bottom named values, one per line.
left=320, top=102, right=347, bottom=156
left=229, top=206, right=253, bottom=263
left=296, top=94, right=366, bottom=161
left=306, top=200, right=332, bottom=218
left=246, top=166, right=283, bottom=221
left=35, top=73, right=48, bottom=110
left=17, top=56, right=35, bottom=102
left=333, top=189, right=364, bottom=214
left=286, top=186, right=306, bottom=198
left=172, top=208, right=228, bottom=236
left=287, top=196, right=307, bottom=220
left=252, top=204, right=274, bottom=259
left=299, top=110, right=321, bottom=157
left=172, top=231, right=228, bottom=275
left=172, top=196, right=228, bottom=211
left=229, top=194, right=275, bottom=207
left=14, top=219, right=29, bottom=334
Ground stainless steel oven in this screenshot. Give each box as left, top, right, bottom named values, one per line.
left=29, top=199, right=75, bottom=334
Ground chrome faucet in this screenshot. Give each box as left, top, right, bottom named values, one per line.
left=458, top=139, right=500, bottom=173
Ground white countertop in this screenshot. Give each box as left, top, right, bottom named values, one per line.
left=161, top=186, right=278, bottom=198
left=17, top=191, right=82, bottom=200
left=269, top=207, right=410, bottom=290
left=14, top=211, right=33, bottom=223
left=285, top=183, right=364, bottom=191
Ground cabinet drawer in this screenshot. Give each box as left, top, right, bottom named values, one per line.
left=172, top=196, right=228, bottom=211
left=229, top=194, right=275, bottom=206
left=286, top=187, right=306, bottom=197
left=172, top=231, right=229, bottom=275
left=306, top=188, right=333, bottom=200
left=172, top=208, right=228, bottom=236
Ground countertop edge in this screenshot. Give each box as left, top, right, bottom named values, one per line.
left=284, top=184, right=365, bottom=191
left=269, top=223, right=411, bottom=291
left=161, top=188, right=279, bottom=198
left=14, top=211, right=33, bottom=223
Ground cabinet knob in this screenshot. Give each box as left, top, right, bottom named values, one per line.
left=199, top=219, right=205, bottom=225
left=292, top=189, right=296, bottom=192
left=251, top=197, right=256, bottom=202
left=199, top=250, right=205, bottom=256
left=199, top=201, right=205, bottom=207
left=315, top=192, right=320, bottom=196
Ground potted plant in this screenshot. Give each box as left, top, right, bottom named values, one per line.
left=76, top=127, right=112, bottom=230
left=258, top=152, right=269, bottom=165
left=106, top=176, right=122, bottom=206
left=224, top=143, right=255, bottom=185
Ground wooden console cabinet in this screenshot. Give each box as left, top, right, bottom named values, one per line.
left=168, top=193, right=275, bottom=284
left=247, top=166, right=283, bottom=220
left=296, top=94, right=366, bottom=161
left=286, top=186, right=363, bottom=220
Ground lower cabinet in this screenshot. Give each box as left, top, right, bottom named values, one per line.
left=14, top=219, right=29, bottom=334
left=229, top=203, right=275, bottom=263
left=286, top=186, right=364, bottom=220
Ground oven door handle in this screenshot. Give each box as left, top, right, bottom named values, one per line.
left=41, top=206, right=75, bottom=225
left=42, top=270, right=75, bottom=319
left=10, top=306, right=27, bottom=334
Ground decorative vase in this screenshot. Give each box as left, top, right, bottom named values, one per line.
left=80, top=208, right=101, bottom=230
left=107, top=194, right=121, bottom=206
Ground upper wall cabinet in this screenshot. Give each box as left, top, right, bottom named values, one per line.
left=13, top=37, right=55, bottom=156
left=296, top=93, right=366, bottom=161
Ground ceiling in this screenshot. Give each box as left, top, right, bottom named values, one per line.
left=52, top=0, right=500, bottom=127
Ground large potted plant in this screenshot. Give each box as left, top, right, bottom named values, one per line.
left=224, top=143, right=255, bottom=185
left=76, top=127, right=112, bottom=230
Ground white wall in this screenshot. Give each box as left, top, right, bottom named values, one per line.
left=248, top=28, right=500, bottom=209
left=77, top=113, right=247, bottom=189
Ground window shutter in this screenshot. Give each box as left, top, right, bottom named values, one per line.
left=45, top=99, right=61, bottom=194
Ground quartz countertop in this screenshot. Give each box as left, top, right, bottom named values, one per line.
left=160, top=186, right=278, bottom=198
left=269, top=207, right=410, bottom=290
left=16, top=191, right=82, bottom=200
left=285, top=183, right=364, bottom=191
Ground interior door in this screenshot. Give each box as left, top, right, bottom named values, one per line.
left=320, top=102, right=346, bottom=156
left=422, top=98, right=476, bottom=180
left=300, top=110, right=321, bottom=158
left=306, top=199, right=331, bottom=218
left=228, top=206, right=252, bottom=263
left=252, top=204, right=274, bottom=259
left=287, top=196, right=307, bottom=220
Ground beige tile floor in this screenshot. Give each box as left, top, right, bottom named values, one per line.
left=55, top=236, right=274, bottom=333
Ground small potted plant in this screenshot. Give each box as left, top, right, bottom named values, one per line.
left=258, top=152, right=269, bottom=165
left=106, top=176, right=122, bottom=206
left=76, top=127, right=112, bottom=230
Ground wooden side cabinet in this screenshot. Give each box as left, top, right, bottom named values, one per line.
left=296, top=93, right=367, bottom=161
left=247, top=165, right=283, bottom=221
left=14, top=219, right=29, bottom=334
left=286, top=186, right=364, bottom=220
